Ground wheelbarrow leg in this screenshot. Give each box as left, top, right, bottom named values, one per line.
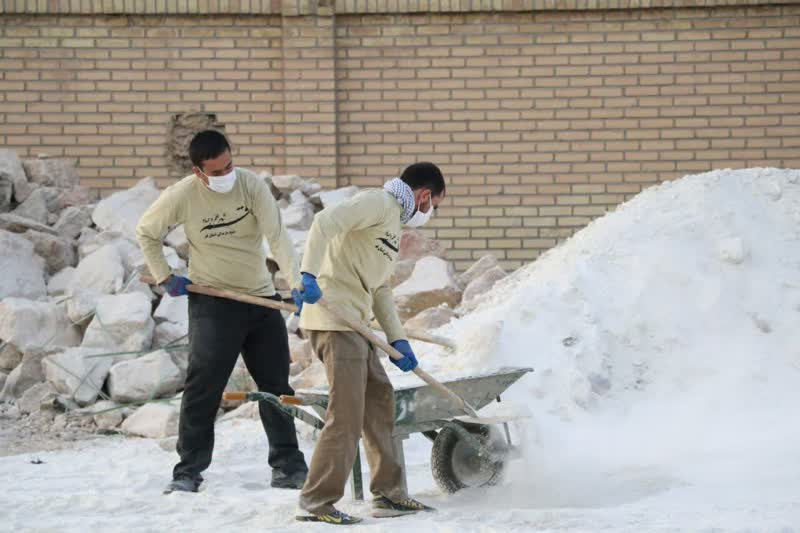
left=496, top=395, right=513, bottom=446
left=350, top=442, right=364, bottom=501
left=393, top=435, right=409, bottom=496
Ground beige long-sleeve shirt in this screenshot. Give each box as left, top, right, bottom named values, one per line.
left=135, top=168, right=300, bottom=297
left=299, top=189, right=406, bottom=343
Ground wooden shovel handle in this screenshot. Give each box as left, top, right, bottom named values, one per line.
left=139, top=274, right=298, bottom=314
left=315, top=297, right=477, bottom=418
left=140, top=274, right=457, bottom=350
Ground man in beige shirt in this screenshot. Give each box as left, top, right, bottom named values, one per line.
left=293, top=162, right=445, bottom=525
left=136, top=130, right=308, bottom=494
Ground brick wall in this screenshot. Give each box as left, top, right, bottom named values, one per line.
left=1, top=1, right=799, bottom=271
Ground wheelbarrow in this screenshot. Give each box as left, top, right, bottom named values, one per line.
left=224, top=366, right=532, bottom=497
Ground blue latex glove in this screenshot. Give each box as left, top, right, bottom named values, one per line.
left=291, top=289, right=304, bottom=316
left=297, top=273, right=322, bottom=303
left=161, top=275, right=191, bottom=297
left=390, top=340, right=418, bottom=372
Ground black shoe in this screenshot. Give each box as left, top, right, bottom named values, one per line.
left=296, top=510, right=363, bottom=525
left=270, top=469, right=307, bottom=489
left=163, top=476, right=202, bottom=494
left=371, top=495, right=436, bottom=518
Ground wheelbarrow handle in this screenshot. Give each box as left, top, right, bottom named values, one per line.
left=315, top=297, right=478, bottom=418
left=139, top=274, right=456, bottom=350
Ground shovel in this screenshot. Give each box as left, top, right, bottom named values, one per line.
left=138, top=275, right=454, bottom=350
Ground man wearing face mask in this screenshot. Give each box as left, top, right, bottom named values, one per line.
left=136, top=130, right=308, bottom=495
left=291, top=162, right=445, bottom=525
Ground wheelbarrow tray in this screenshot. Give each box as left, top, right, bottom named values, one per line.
left=296, top=366, right=532, bottom=437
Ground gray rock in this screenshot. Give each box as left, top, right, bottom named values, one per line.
left=107, top=350, right=183, bottom=403
left=0, top=348, right=55, bottom=400
left=390, top=259, right=416, bottom=288
left=0, top=213, right=58, bottom=236
left=12, top=187, right=61, bottom=225
left=0, top=229, right=47, bottom=300
left=22, top=230, right=77, bottom=274
left=73, top=244, right=125, bottom=295
left=0, top=149, right=34, bottom=204
left=91, top=400, right=128, bottom=430
left=461, top=265, right=508, bottom=305
left=313, top=186, right=359, bottom=210
left=0, top=371, right=7, bottom=392
left=0, top=342, right=23, bottom=371
left=165, top=225, right=189, bottom=260
left=271, top=174, right=304, bottom=193
left=42, top=347, right=110, bottom=406
left=289, top=337, right=314, bottom=370
left=121, top=400, right=181, bottom=439
left=91, top=177, right=160, bottom=239
left=398, top=228, right=447, bottom=262
left=22, top=157, right=80, bottom=188
left=403, top=306, right=457, bottom=331
left=81, top=292, right=155, bottom=354
left=53, top=205, right=93, bottom=241
left=47, top=267, right=76, bottom=297
left=393, top=256, right=462, bottom=321
left=18, top=382, right=56, bottom=415
left=0, top=298, right=82, bottom=354
left=458, top=254, right=501, bottom=289
left=65, top=288, right=103, bottom=326
left=153, top=294, right=188, bottom=326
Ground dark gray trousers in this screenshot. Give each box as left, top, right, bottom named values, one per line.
left=173, top=292, right=307, bottom=481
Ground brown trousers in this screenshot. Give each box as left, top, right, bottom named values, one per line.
left=299, top=330, right=407, bottom=515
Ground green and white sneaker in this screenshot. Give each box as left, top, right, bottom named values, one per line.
left=296, top=510, right=363, bottom=525
left=371, top=495, right=436, bottom=518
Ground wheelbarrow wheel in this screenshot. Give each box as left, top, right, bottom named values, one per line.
left=431, top=424, right=504, bottom=494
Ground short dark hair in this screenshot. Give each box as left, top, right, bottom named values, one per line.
left=400, top=162, right=445, bottom=196
left=189, top=130, right=230, bottom=169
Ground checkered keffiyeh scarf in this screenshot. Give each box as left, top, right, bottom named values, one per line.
left=383, top=177, right=416, bottom=224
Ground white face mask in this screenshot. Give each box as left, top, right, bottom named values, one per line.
left=404, top=200, right=434, bottom=227
left=201, top=167, right=237, bottom=193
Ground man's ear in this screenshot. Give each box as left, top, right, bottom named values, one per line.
left=193, top=166, right=208, bottom=184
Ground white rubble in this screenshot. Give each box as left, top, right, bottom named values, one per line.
left=460, top=265, right=508, bottom=306
left=120, top=400, right=181, bottom=439
left=41, top=347, right=109, bottom=406
left=458, top=254, right=501, bottom=288
left=21, top=157, right=80, bottom=188
left=91, top=177, right=160, bottom=238
left=0, top=343, right=23, bottom=371
left=22, top=230, right=77, bottom=274
left=53, top=205, right=93, bottom=241
left=0, top=298, right=82, bottom=354
left=313, top=185, right=359, bottom=209
left=403, top=305, right=457, bottom=331
left=398, top=228, right=447, bottom=261
left=65, top=288, right=103, bottom=326
left=107, top=350, right=183, bottom=403
left=0, top=229, right=47, bottom=300
left=91, top=400, right=129, bottom=430
left=271, top=174, right=304, bottom=193
left=153, top=294, right=188, bottom=326
left=393, top=256, right=463, bottom=320
left=12, top=187, right=58, bottom=225
left=81, top=292, right=155, bottom=354
left=73, top=244, right=126, bottom=295
left=47, top=267, right=76, bottom=297
left=0, top=348, right=53, bottom=400
left=165, top=225, right=189, bottom=259
left=0, top=149, right=34, bottom=204
left=18, top=382, right=56, bottom=415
